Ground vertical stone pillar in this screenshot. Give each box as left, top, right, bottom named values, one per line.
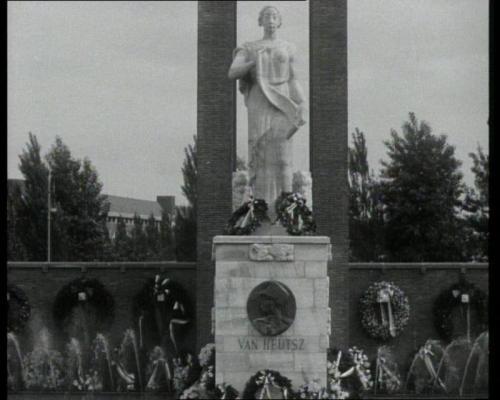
left=310, top=0, right=349, bottom=348
left=197, top=1, right=237, bottom=349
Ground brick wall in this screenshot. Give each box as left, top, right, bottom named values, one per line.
left=197, top=1, right=237, bottom=350
left=310, top=0, right=349, bottom=348
left=347, top=263, right=489, bottom=368
left=7, top=262, right=197, bottom=353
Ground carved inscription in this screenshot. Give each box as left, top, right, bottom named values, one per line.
left=249, top=244, right=294, bottom=261
left=237, top=337, right=306, bottom=351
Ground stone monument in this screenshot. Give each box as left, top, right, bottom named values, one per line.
left=214, top=6, right=331, bottom=393
left=228, top=5, right=307, bottom=218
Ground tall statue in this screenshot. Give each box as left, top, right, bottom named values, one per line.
left=228, top=6, right=307, bottom=211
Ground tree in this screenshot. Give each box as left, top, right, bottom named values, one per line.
left=175, top=136, right=197, bottom=261
left=145, top=213, right=161, bottom=260
left=16, top=133, right=110, bottom=261
left=113, top=218, right=131, bottom=261
left=159, top=210, right=175, bottom=260
left=348, top=128, right=386, bottom=261
left=463, top=145, right=489, bottom=260
left=174, top=206, right=196, bottom=261
left=130, top=213, right=148, bottom=261
left=380, top=113, right=466, bottom=261
left=16, top=133, right=50, bottom=261
left=7, top=181, right=27, bottom=260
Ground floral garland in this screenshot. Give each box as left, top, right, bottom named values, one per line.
left=23, top=348, right=65, bottom=391
left=275, top=192, right=316, bottom=236
left=52, top=278, right=115, bottom=337
left=241, top=369, right=293, bottom=399
left=133, top=274, right=192, bottom=353
left=432, top=280, right=487, bottom=342
left=359, top=281, right=410, bottom=341
left=7, top=284, right=31, bottom=334
left=224, top=198, right=269, bottom=235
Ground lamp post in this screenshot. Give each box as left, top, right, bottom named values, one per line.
left=47, top=166, right=52, bottom=262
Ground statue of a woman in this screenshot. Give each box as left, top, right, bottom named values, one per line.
left=228, top=6, right=307, bottom=212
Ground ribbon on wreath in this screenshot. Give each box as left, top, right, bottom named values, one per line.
left=146, top=356, right=172, bottom=392
left=255, top=371, right=287, bottom=400
left=236, top=199, right=255, bottom=230
left=374, top=354, right=401, bottom=394
left=420, top=344, right=446, bottom=391
left=377, top=288, right=396, bottom=338
left=114, top=361, right=135, bottom=390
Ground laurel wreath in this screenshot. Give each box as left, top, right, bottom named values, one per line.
left=133, top=274, right=192, bottom=353
left=432, top=280, right=487, bottom=342
left=359, top=281, right=410, bottom=341
left=241, top=369, right=293, bottom=400
left=275, top=192, right=316, bottom=236
left=52, top=277, right=115, bottom=336
left=7, top=284, right=31, bottom=334
left=224, top=198, right=269, bottom=235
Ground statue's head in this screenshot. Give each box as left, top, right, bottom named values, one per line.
left=258, top=6, right=282, bottom=31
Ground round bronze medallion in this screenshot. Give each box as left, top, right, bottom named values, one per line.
left=247, top=280, right=296, bottom=336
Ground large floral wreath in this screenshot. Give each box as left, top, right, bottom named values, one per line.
left=360, top=281, right=410, bottom=341
left=242, top=369, right=293, bottom=399
left=7, top=284, right=31, bottom=334
left=275, top=192, right=316, bottom=236
left=53, top=277, right=115, bottom=338
left=133, top=274, right=192, bottom=354
left=433, top=280, right=487, bottom=342
left=224, top=198, right=269, bottom=235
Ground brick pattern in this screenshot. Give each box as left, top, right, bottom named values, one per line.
left=7, top=262, right=197, bottom=353
left=196, top=1, right=237, bottom=350
left=310, top=0, right=349, bottom=349
left=348, top=265, right=489, bottom=368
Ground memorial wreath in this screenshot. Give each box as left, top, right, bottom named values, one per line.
left=133, top=274, right=192, bottom=353
left=275, top=192, right=316, bottom=236
left=360, top=281, right=410, bottom=341
left=433, top=280, right=487, bottom=342
left=53, top=277, right=115, bottom=334
left=224, top=198, right=269, bottom=235
left=7, top=284, right=31, bottom=333
left=242, top=369, right=293, bottom=400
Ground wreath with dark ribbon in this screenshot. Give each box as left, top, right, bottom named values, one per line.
left=275, top=192, right=316, bottom=236
left=359, top=281, right=410, bottom=341
left=7, top=284, right=31, bottom=334
left=52, top=277, right=115, bottom=341
left=241, top=369, right=293, bottom=400
left=224, top=198, right=269, bottom=235
left=133, top=274, right=192, bottom=357
left=433, top=280, right=487, bottom=342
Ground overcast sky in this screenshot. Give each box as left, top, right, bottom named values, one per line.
left=8, top=1, right=488, bottom=205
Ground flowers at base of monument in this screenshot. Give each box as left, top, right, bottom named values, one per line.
left=275, top=192, right=316, bottom=236
left=296, top=379, right=330, bottom=399
left=145, top=346, right=171, bottom=392
left=327, top=347, right=373, bottom=399
left=374, top=346, right=402, bottom=394
left=224, top=197, right=269, bottom=235
left=359, top=281, right=410, bottom=341
left=242, top=369, right=294, bottom=399
left=198, top=343, right=215, bottom=368
left=214, top=383, right=239, bottom=399
left=23, top=348, right=65, bottom=391
left=173, top=353, right=198, bottom=395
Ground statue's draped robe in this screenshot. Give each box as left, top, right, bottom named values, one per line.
left=235, top=39, right=301, bottom=209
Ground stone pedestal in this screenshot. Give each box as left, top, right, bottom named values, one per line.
left=213, top=236, right=331, bottom=392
